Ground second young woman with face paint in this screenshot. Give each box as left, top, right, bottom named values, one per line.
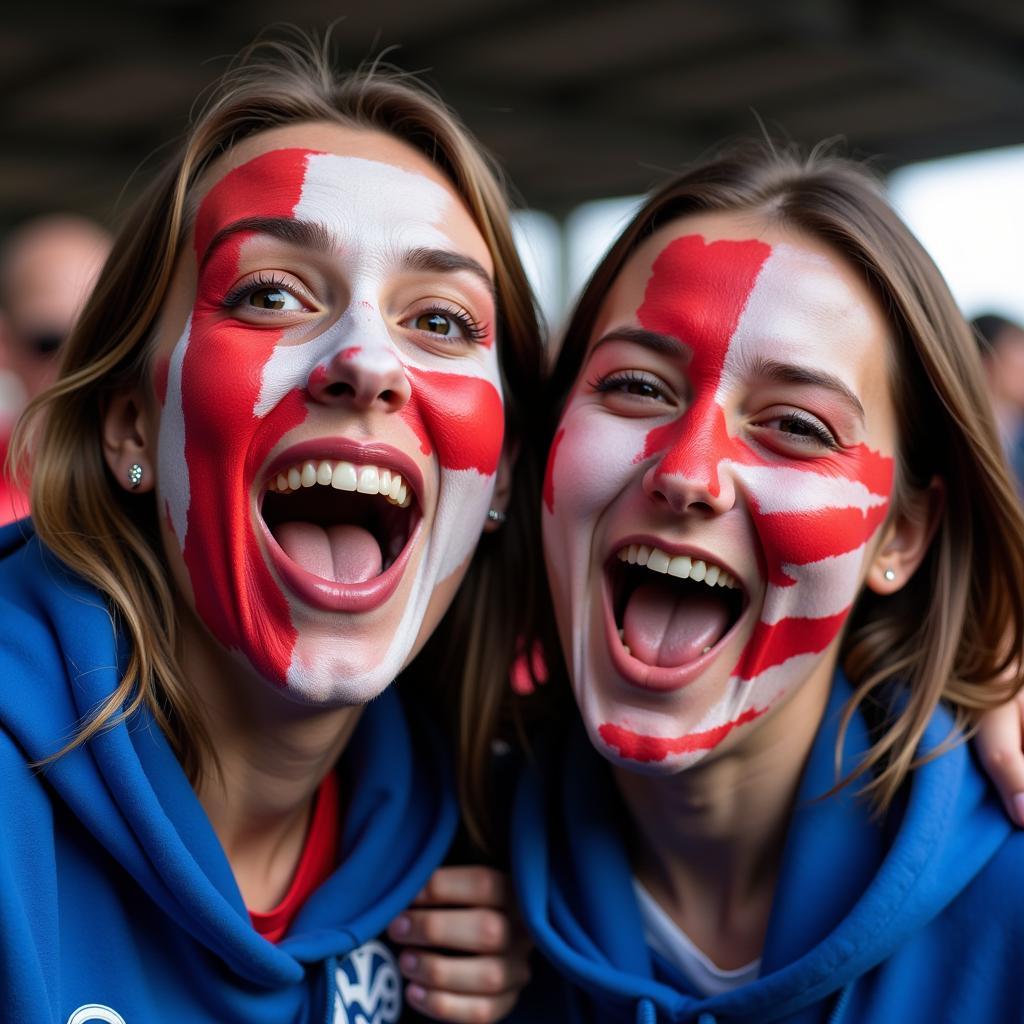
left=498, top=147, right=1024, bottom=1023
left=1, top=39, right=542, bottom=1024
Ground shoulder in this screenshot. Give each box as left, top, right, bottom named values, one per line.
left=952, top=829, right=1024, bottom=936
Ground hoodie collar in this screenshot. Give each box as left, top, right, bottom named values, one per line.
left=513, top=671, right=1011, bottom=1021
left=0, top=523, right=457, bottom=986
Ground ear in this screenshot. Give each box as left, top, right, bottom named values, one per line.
left=483, top=436, right=519, bottom=533
left=865, top=476, right=945, bottom=595
left=102, top=387, right=156, bottom=494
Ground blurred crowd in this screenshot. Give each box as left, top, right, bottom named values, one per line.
left=0, top=214, right=111, bottom=523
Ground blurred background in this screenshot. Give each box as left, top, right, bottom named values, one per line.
left=1, top=0, right=1022, bottom=328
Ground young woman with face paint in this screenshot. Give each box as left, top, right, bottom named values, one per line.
left=1, top=38, right=543, bottom=1024
left=500, top=147, right=1024, bottom=1024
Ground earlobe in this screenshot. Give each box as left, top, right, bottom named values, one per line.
left=102, top=389, right=155, bottom=494
left=483, top=438, right=519, bottom=533
left=866, top=476, right=945, bottom=595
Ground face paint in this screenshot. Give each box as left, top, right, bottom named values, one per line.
left=543, top=226, right=894, bottom=771
left=157, top=139, right=503, bottom=704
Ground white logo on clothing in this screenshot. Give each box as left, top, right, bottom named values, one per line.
left=333, top=940, right=401, bottom=1024
left=66, top=1007, right=127, bottom=1024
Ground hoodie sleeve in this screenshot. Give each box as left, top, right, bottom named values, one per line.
left=0, top=726, right=62, bottom=1024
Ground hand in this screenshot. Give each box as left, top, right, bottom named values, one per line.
left=387, top=866, right=531, bottom=1023
left=975, top=690, right=1024, bottom=827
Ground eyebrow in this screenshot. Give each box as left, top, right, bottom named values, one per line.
left=591, top=326, right=692, bottom=360
left=402, top=246, right=495, bottom=301
left=747, top=356, right=866, bottom=422
left=199, top=216, right=334, bottom=268
left=199, top=220, right=495, bottom=297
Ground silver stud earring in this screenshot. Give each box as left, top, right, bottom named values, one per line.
left=487, top=508, right=506, bottom=524
left=128, top=463, right=143, bottom=490
left=883, top=567, right=896, bottom=582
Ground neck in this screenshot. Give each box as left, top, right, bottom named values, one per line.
left=178, top=609, right=364, bottom=912
left=613, top=656, right=835, bottom=968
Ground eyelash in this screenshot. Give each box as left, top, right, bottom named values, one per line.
left=589, top=370, right=668, bottom=400
left=768, top=411, right=838, bottom=449
left=414, top=302, right=489, bottom=344
left=222, top=273, right=298, bottom=309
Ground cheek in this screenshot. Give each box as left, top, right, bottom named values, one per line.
left=544, top=407, right=648, bottom=538
left=402, top=366, right=504, bottom=475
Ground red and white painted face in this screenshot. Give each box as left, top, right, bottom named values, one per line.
left=543, top=212, right=896, bottom=772
left=151, top=123, right=504, bottom=704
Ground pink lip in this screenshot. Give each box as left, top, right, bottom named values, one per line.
left=602, top=536, right=751, bottom=693
left=263, top=438, right=425, bottom=506
left=257, top=437, right=426, bottom=614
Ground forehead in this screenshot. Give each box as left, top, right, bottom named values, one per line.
left=189, top=120, right=492, bottom=273
left=593, top=210, right=891, bottom=389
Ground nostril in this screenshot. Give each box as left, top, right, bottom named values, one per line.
left=325, top=381, right=355, bottom=399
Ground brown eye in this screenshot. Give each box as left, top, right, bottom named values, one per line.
left=249, top=287, right=297, bottom=311
left=415, top=312, right=454, bottom=335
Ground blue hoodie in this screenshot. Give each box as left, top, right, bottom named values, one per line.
left=0, top=522, right=457, bottom=1024
left=510, top=674, right=1024, bottom=1024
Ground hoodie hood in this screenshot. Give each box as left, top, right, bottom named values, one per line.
left=0, top=521, right=457, bottom=989
left=511, top=668, right=1011, bottom=1023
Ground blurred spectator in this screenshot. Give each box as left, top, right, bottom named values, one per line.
left=972, top=312, right=1024, bottom=495
left=0, top=214, right=111, bottom=524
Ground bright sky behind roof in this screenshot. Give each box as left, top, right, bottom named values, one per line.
left=882, top=145, right=1024, bottom=325
left=511, top=143, right=1024, bottom=333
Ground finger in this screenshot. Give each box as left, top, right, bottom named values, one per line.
left=404, top=984, right=521, bottom=1024
left=388, top=907, right=511, bottom=953
left=975, top=695, right=1024, bottom=826
left=411, top=866, right=511, bottom=909
left=398, top=950, right=531, bottom=996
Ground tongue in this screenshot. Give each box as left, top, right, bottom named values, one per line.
left=274, top=522, right=383, bottom=583
left=622, top=581, right=731, bottom=667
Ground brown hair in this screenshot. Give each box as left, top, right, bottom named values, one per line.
left=534, top=142, right=1024, bottom=811
left=10, top=31, right=545, bottom=843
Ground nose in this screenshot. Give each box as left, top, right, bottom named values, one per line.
left=307, top=342, right=411, bottom=412
left=642, top=399, right=736, bottom=517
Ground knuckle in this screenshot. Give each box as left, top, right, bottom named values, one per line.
left=979, top=744, right=1015, bottom=771
left=421, top=955, right=448, bottom=987
left=420, top=913, right=447, bottom=946
left=468, top=1000, right=496, bottom=1024
left=479, top=911, right=510, bottom=950
left=479, top=961, right=507, bottom=994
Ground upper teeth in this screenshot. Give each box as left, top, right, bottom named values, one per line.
left=616, top=544, right=738, bottom=590
left=267, top=460, right=412, bottom=507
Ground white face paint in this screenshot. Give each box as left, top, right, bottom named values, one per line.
left=542, top=214, right=896, bottom=772
left=152, top=126, right=505, bottom=705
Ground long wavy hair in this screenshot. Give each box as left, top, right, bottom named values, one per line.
left=528, top=143, right=1024, bottom=811
left=10, top=32, right=545, bottom=844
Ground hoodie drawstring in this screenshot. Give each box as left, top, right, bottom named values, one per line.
left=635, top=997, right=657, bottom=1024
left=827, top=981, right=854, bottom=1024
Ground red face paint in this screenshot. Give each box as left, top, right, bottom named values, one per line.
left=169, top=150, right=314, bottom=683
left=598, top=706, right=765, bottom=762
left=401, top=367, right=504, bottom=475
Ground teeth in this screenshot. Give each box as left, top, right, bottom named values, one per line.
left=615, top=544, right=739, bottom=591
left=268, top=459, right=411, bottom=506
left=332, top=461, right=358, bottom=491
left=357, top=466, right=379, bottom=494
left=647, top=549, right=670, bottom=573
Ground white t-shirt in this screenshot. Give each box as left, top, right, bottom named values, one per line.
left=633, top=879, right=761, bottom=997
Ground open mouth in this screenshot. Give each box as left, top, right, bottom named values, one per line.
left=605, top=542, right=746, bottom=689
left=258, top=448, right=423, bottom=613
